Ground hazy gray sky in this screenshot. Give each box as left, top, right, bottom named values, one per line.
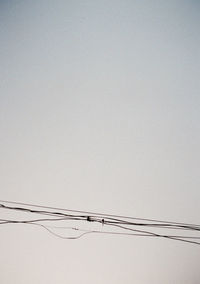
left=0, top=1, right=200, bottom=283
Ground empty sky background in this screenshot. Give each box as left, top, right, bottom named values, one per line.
left=0, top=0, right=200, bottom=283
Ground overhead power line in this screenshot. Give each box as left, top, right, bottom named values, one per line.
left=0, top=199, right=199, bottom=227
left=0, top=199, right=200, bottom=246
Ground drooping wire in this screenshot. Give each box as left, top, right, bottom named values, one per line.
left=0, top=199, right=199, bottom=228
left=0, top=200, right=200, bottom=245
left=0, top=203, right=200, bottom=232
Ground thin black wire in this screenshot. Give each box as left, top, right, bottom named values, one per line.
left=45, top=225, right=200, bottom=239
left=0, top=199, right=199, bottom=228
left=107, top=223, right=200, bottom=245
left=1, top=203, right=200, bottom=232
left=1, top=219, right=200, bottom=243
left=0, top=200, right=200, bottom=245
left=1, top=215, right=200, bottom=245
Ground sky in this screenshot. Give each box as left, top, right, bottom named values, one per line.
left=0, top=0, right=200, bottom=283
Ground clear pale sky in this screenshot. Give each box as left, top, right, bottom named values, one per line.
left=0, top=1, right=200, bottom=283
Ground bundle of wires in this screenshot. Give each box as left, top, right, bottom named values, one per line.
left=0, top=199, right=200, bottom=246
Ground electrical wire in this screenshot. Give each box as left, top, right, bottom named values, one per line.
left=0, top=200, right=200, bottom=245
left=0, top=199, right=199, bottom=227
